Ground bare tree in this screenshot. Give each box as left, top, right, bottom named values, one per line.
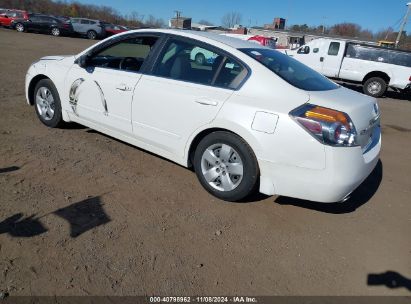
left=221, top=12, right=242, bottom=28
left=145, top=15, right=165, bottom=28
left=329, top=23, right=362, bottom=37
left=198, top=19, right=214, bottom=26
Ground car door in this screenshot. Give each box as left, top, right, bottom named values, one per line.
left=321, top=41, right=344, bottom=78
left=65, top=35, right=161, bottom=134
left=27, top=15, right=42, bottom=31
left=292, top=39, right=325, bottom=73
left=132, top=37, right=248, bottom=157
left=79, top=19, right=90, bottom=34
left=70, top=18, right=81, bottom=33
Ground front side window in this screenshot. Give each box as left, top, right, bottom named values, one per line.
left=81, top=19, right=90, bottom=24
left=71, top=19, right=79, bottom=24
left=297, top=46, right=310, bottom=54
left=89, top=36, right=159, bottom=72
left=328, top=42, right=340, bottom=56
left=241, top=48, right=338, bottom=91
left=153, top=39, right=247, bottom=89
left=30, top=16, right=41, bottom=22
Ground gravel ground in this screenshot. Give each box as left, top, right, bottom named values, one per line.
left=0, top=28, right=410, bottom=297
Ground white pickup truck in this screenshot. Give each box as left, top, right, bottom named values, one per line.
left=284, top=38, right=411, bottom=97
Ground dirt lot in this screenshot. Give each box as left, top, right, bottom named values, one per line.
left=0, top=28, right=410, bottom=297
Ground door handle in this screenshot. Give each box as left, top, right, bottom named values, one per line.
left=195, top=98, right=218, bottom=106
left=116, top=84, right=132, bottom=91
left=320, top=57, right=324, bottom=62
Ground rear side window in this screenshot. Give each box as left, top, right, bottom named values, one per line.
left=153, top=39, right=247, bottom=89
left=328, top=42, right=340, bottom=56
left=241, top=48, right=338, bottom=91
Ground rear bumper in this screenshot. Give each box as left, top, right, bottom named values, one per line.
left=258, top=127, right=381, bottom=203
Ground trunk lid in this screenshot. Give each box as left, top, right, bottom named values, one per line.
left=308, top=86, right=380, bottom=150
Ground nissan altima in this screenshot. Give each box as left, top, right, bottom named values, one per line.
left=25, top=29, right=381, bottom=202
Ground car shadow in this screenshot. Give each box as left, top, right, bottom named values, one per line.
left=339, top=82, right=411, bottom=101
left=0, top=166, right=20, bottom=174
left=53, top=196, right=111, bottom=238
left=0, top=213, right=48, bottom=237
left=368, top=271, right=411, bottom=292
left=85, top=129, right=189, bottom=169
left=63, top=122, right=87, bottom=130
left=274, top=160, right=383, bottom=214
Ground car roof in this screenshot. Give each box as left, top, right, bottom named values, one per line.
left=126, top=29, right=267, bottom=50
left=74, top=17, right=99, bottom=21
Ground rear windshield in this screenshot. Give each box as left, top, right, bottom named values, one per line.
left=240, top=48, right=338, bottom=91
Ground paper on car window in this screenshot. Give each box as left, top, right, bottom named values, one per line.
left=225, top=63, right=235, bottom=69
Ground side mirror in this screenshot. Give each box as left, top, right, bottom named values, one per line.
left=77, top=55, right=90, bottom=68
left=4, top=15, right=9, bottom=19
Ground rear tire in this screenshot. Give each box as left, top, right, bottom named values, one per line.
left=34, top=79, right=64, bottom=128
left=51, top=27, right=60, bottom=36
left=15, top=23, right=24, bottom=32
left=193, top=131, right=259, bottom=202
left=363, top=77, right=387, bottom=97
left=87, top=30, right=97, bottom=40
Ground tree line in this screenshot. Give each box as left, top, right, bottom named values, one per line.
left=0, top=0, right=165, bottom=27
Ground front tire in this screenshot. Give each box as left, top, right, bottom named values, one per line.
left=363, top=77, right=387, bottom=97
left=15, top=23, right=24, bottom=32
left=194, top=131, right=259, bottom=202
left=34, top=79, right=64, bottom=128
left=87, top=30, right=97, bottom=40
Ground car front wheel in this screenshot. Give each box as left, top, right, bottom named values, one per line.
left=34, top=79, right=64, bottom=128
left=15, top=23, right=24, bottom=32
left=194, top=131, right=259, bottom=202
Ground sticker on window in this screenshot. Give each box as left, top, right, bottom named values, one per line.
left=225, top=63, right=235, bottom=69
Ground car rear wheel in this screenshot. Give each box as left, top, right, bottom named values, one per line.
left=363, top=77, right=387, bottom=97
left=195, top=53, right=206, bottom=65
left=51, top=27, right=60, bottom=36
left=15, top=23, right=24, bottom=32
left=87, top=30, right=97, bottom=40
left=34, top=79, right=64, bottom=128
left=194, top=131, right=259, bottom=201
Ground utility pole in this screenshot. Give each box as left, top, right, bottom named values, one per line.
left=395, top=2, right=411, bottom=48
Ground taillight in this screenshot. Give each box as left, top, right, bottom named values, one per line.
left=290, top=104, right=358, bottom=147
left=409, top=75, right=411, bottom=81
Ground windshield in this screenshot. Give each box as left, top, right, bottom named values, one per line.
left=240, top=48, right=339, bottom=91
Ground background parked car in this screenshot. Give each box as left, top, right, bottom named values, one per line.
left=70, top=18, right=106, bottom=39
left=11, top=13, right=74, bottom=37
left=0, top=9, right=28, bottom=28
left=104, top=24, right=128, bottom=37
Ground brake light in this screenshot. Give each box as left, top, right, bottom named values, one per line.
left=290, top=104, right=358, bottom=147
left=409, top=75, right=411, bottom=81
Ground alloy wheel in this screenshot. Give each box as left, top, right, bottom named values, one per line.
left=200, top=143, right=244, bottom=192
left=35, top=87, right=55, bottom=121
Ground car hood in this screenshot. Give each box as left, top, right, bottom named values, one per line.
left=308, top=86, right=380, bottom=149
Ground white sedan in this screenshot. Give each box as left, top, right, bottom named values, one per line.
left=25, top=29, right=381, bottom=202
